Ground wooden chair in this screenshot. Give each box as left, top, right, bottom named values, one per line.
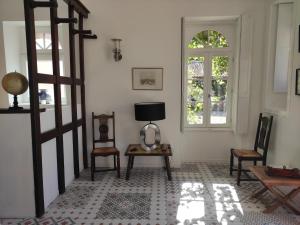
left=91, top=112, right=120, bottom=181
left=230, top=113, right=273, bottom=186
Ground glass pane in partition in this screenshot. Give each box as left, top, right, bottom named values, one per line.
left=39, top=83, right=56, bottom=132
left=61, top=84, right=72, bottom=125
left=35, top=7, right=53, bottom=75
left=76, top=85, right=82, bottom=119
left=57, top=0, right=70, bottom=77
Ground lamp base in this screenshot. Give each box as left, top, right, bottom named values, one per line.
left=140, top=122, right=161, bottom=151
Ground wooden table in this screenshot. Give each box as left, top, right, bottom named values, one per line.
left=250, top=166, right=300, bottom=215
left=125, top=144, right=172, bottom=181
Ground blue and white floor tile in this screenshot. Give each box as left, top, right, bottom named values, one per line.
left=1, top=162, right=299, bottom=225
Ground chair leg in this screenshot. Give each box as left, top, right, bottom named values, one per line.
left=117, top=154, right=120, bottom=178
left=254, top=160, right=257, bottom=166
left=230, top=149, right=234, bottom=176
left=237, top=159, right=242, bottom=186
left=114, top=155, right=117, bottom=169
left=91, top=155, right=95, bottom=181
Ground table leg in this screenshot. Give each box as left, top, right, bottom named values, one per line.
left=264, top=186, right=300, bottom=215
left=130, top=156, right=135, bottom=169
left=164, top=156, right=172, bottom=181
left=126, top=156, right=132, bottom=180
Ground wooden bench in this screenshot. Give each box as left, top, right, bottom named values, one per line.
left=250, top=166, right=300, bottom=215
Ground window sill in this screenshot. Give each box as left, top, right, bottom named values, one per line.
left=183, top=127, right=234, bottom=132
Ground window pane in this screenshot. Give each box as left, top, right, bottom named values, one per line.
left=187, top=101, right=204, bottom=125
left=187, top=56, right=204, bottom=79
left=187, top=79, right=204, bottom=102
left=187, top=78, right=204, bottom=125
left=210, top=80, right=227, bottom=124
left=188, top=30, right=228, bottom=49
left=212, top=56, right=229, bottom=78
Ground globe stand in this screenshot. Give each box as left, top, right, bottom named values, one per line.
left=9, top=95, right=23, bottom=110
left=140, top=122, right=161, bottom=151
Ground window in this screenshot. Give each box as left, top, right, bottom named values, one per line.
left=9, top=25, right=67, bottom=106
left=263, top=1, right=294, bottom=112
left=36, top=31, right=62, bottom=50
left=273, top=2, right=293, bottom=93
left=182, top=19, right=237, bottom=128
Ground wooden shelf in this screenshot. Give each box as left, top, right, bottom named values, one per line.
left=0, top=108, right=46, bottom=114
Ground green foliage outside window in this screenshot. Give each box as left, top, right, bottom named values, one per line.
left=187, top=30, right=229, bottom=124
left=188, top=30, right=228, bottom=49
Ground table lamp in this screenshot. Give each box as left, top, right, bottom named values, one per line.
left=134, top=102, right=165, bottom=151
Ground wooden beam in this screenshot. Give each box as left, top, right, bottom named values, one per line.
left=82, top=34, right=97, bottom=39
left=69, top=5, right=80, bottom=178
left=55, top=17, right=77, bottom=24
left=79, top=15, right=88, bottom=169
left=51, top=3, right=65, bottom=194
left=73, top=29, right=91, bottom=35
left=24, top=0, right=45, bottom=217
left=30, top=0, right=58, bottom=8
left=37, top=73, right=56, bottom=84
left=63, top=0, right=89, bottom=18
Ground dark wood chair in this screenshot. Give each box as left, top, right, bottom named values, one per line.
left=230, top=113, right=273, bottom=186
left=91, top=112, right=120, bottom=180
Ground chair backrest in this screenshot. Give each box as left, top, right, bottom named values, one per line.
left=92, top=112, right=116, bottom=149
left=254, top=113, right=273, bottom=160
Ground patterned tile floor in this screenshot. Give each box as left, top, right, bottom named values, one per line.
left=1, top=162, right=300, bottom=225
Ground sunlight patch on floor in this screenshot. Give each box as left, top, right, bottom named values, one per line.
left=176, top=182, right=205, bottom=224
left=213, top=183, right=243, bottom=224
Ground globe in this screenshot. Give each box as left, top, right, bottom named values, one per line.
left=2, top=72, right=29, bottom=96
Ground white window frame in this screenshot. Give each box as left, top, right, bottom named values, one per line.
left=182, top=18, right=238, bottom=130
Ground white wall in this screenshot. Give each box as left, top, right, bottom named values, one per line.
left=82, top=0, right=268, bottom=167
left=266, top=0, right=300, bottom=169
left=0, top=114, right=35, bottom=218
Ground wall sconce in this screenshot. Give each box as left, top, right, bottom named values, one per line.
left=111, top=38, right=122, bottom=61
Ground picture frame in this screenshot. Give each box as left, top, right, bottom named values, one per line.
left=296, top=69, right=300, bottom=95
left=132, top=67, right=163, bottom=90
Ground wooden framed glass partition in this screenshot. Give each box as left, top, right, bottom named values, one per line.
left=23, top=0, right=97, bottom=217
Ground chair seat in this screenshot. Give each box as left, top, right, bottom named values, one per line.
left=232, top=149, right=262, bottom=159
left=92, top=147, right=119, bottom=156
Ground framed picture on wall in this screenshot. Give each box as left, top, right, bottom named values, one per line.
left=132, top=67, right=163, bottom=90
left=296, top=69, right=300, bottom=95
